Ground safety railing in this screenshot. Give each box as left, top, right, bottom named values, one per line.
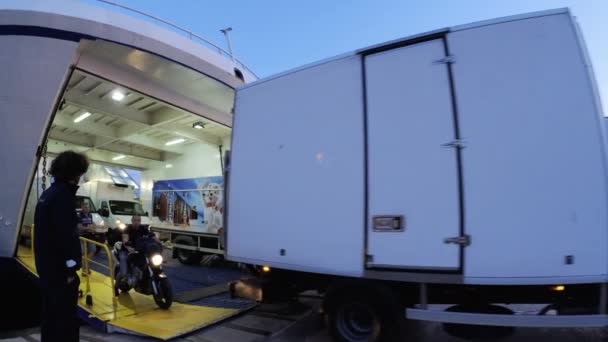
left=95, top=0, right=258, bottom=79
left=24, top=227, right=118, bottom=314
left=81, top=236, right=118, bottom=311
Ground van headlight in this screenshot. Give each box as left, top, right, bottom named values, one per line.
left=118, top=223, right=127, bottom=230
left=151, top=254, right=163, bottom=266
left=115, top=219, right=121, bottom=225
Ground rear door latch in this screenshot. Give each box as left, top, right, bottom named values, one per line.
left=444, top=235, right=471, bottom=247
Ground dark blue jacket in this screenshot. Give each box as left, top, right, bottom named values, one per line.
left=34, top=181, right=82, bottom=285
left=125, top=224, right=153, bottom=246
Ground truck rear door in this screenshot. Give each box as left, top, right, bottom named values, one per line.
left=364, top=38, right=463, bottom=271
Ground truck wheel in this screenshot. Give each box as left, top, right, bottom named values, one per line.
left=173, top=235, right=203, bottom=265
left=325, top=283, right=401, bottom=342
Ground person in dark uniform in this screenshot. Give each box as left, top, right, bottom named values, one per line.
left=34, top=151, right=89, bottom=342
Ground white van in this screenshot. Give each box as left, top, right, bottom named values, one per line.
left=79, top=181, right=151, bottom=230
left=98, top=198, right=151, bottom=230
left=227, top=8, right=608, bottom=341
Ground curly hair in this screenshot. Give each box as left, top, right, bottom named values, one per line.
left=49, top=151, right=89, bottom=182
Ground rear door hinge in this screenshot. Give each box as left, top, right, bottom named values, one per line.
left=444, top=234, right=471, bottom=247
left=433, top=55, right=455, bottom=65
left=441, top=139, right=466, bottom=149
left=365, top=254, right=374, bottom=263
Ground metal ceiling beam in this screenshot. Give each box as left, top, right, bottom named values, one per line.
left=46, top=139, right=152, bottom=170
left=60, top=72, right=226, bottom=158
left=64, top=88, right=152, bottom=126
left=53, top=111, right=186, bottom=154
left=157, top=122, right=223, bottom=146
left=48, top=130, right=165, bottom=162
left=53, top=113, right=118, bottom=139
left=76, top=52, right=233, bottom=127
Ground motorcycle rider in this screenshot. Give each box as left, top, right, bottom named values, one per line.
left=117, top=214, right=160, bottom=277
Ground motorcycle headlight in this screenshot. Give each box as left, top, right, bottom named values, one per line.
left=118, top=223, right=127, bottom=230
left=151, top=254, right=163, bottom=266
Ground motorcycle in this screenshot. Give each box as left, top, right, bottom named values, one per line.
left=112, top=234, right=173, bottom=309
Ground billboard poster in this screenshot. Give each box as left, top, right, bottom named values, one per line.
left=152, top=176, right=223, bottom=233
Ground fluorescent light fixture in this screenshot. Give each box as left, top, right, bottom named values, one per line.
left=165, top=164, right=173, bottom=168
left=111, top=90, right=125, bottom=101
left=165, top=138, right=185, bottom=146
left=192, top=121, right=205, bottom=129
left=112, top=155, right=126, bottom=161
left=73, top=112, right=91, bottom=123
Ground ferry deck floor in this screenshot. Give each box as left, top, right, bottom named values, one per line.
left=7, top=247, right=608, bottom=341
left=12, top=244, right=318, bottom=341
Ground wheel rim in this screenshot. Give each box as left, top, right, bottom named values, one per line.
left=177, top=249, right=192, bottom=261
left=336, top=302, right=379, bottom=341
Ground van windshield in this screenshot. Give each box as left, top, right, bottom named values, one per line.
left=75, top=196, right=97, bottom=212
left=109, top=200, right=145, bottom=216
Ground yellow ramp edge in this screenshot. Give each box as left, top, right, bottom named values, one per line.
left=108, top=303, right=238, bottom=340
left=15, top=247, right=250, bottom=340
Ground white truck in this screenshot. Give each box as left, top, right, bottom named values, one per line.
left=78, top=181, right=151, bottom=230
left=227, top=9, right=608, bottom=341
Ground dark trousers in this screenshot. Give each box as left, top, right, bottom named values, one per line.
left=40, top=277, right=80, bottom=342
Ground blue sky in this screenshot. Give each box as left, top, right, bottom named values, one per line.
left=88, top=0, right=608, bottom=111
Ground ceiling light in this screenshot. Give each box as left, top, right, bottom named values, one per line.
left=73, top=112, right=91, bottom=123
left=165, top=138, right=185, bottom=146
left=112, top=155, right=126, bottom=161
left=192, top=121, right=205, bottom=129
left=111, top=90, right=125, bottom=101
left=165, top=164, right=173, bottom=168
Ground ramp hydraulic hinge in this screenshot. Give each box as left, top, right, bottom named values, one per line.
left=444, top=234, right=471, bottom=247
left=433, top=55, right=455, bottom=65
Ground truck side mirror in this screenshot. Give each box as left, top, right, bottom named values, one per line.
left=144, top=211, right=149, bottom=217
left=99, top=208, right=109, bottom=217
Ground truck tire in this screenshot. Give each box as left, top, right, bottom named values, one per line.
left=173, top=235, right=203, bottom=265
left=324, top=282, right=401, bottom=342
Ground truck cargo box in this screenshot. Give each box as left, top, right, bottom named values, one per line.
left=227, top=8, right=608, bottom=285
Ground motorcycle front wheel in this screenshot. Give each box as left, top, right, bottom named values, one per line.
left=153, top=278, right=173, bottom=309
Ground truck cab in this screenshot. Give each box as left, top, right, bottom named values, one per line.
left=98, top=199, right=151, bottom=230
